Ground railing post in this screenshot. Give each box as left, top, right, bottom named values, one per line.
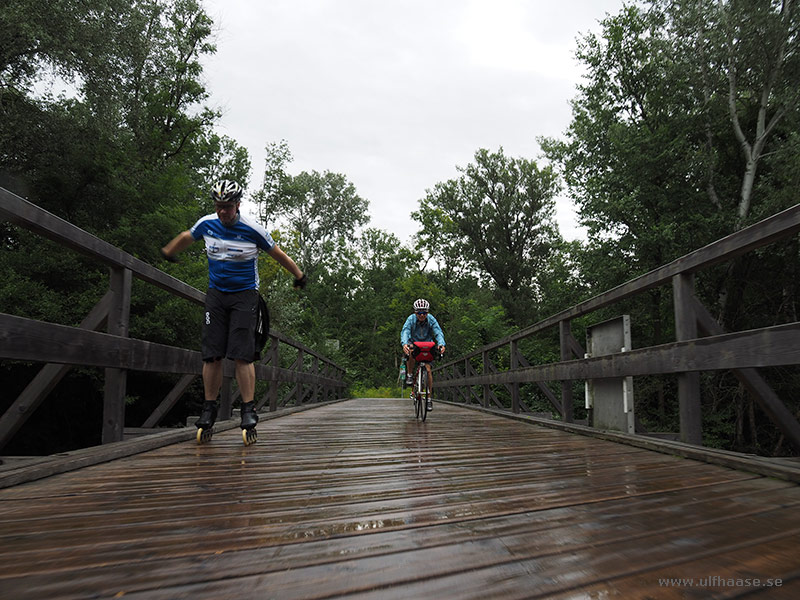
left=296, top=350, right=304, bottom=406
left=321, top=362, right=328, bottom=403
left=219, top=372, right=233, bottom=420
left=464, top=358, right=470, bottom=404
left=673, top=273, right=703, bottom=445
left=482, top=351, right=489, bottom=408
left=559, top=320, right=574, bottom=423
left=102, top=267, right=131, bottom=444
left=511, top=340, right=520, bottom=414
left=269, top=337, right=279, bottom=411
left=445, top=363, right=453, bottom=402
left=312, top=356, right=320, bottom=403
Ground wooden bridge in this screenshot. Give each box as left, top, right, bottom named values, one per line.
left=3, top=397, right=800, bottom=599
left=3, top=189, right=800, bottom=597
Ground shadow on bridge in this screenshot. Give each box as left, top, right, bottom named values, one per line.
left=1, top=398, right=799, bottom=599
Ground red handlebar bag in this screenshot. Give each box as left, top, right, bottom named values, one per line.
left=412, top=341, right=436, bottom=362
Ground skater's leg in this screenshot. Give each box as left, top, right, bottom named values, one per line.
left=202, top=359, right=223, bottom=401
left=236, top=361, right=258, bottom=434
left=196, top=362, right=221, bottom=437
left=234, top=359, right=256, bottom=403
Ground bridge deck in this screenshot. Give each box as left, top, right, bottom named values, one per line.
left=1, top=398, right=799, bottom=599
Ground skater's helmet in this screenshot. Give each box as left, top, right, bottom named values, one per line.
left=211, top=180, right=243, bottom=204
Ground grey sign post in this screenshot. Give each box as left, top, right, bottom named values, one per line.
left=585, top=315, right=635, bottom=434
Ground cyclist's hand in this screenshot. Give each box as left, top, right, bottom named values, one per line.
left=439, top=345, right=446, bottom=356
left=403, top=344, right=410, bottom=355
left=293, top=273, right=307, bottom=289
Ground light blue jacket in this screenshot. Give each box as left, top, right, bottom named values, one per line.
left=401, top=313, right=446, bottom=346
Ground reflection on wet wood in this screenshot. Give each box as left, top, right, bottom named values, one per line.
left=1, top=398, right=799, bottom=599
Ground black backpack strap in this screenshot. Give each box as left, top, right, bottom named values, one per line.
left=254, top=294, right=270, bottom=359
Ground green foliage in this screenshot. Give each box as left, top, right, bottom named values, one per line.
left=0, top=0, right=245, bottom=455
left=413, top=147, right=563, bottom=324
left=350, top=386, right=404, bottom=399
left=446, top=297, right=511, bottom=353
left=3, top=0, right=798, bottom=460
left=253, top=141, right=370, bottom=280
left=543, top=0, right=800, bottom=455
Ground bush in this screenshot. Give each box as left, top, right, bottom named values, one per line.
left=350, top=386, right=404, bottom=398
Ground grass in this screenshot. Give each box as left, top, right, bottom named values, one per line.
left=350, top=385, right=404, bottom=398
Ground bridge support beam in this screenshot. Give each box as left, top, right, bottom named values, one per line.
left=268, top=337, right=280, bottom=411
left=0, top=292, right=113, bottom=451
left=510, top=341, right=520, bottom=414
left=102, top=267, right=132, bottom=444
left=559, top=320, right=575, bottom=423
left=673, top=273, right=703, bottom=445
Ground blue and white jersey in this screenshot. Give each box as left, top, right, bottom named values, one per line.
left=190, top=212, right=275, bottom=292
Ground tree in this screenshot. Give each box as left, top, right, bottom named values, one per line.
left=543, top=0, right=800, bottom=454
left=253, top=142, right=370, bottom=279
left=345, top=229, right=416, bottom=386
left=703, top=0, right=797, bottom=224
left=413, top=147, right=562, bottom=324
left=0, top=0, right=241, bottom=454
left=252, top=139, right=292, bottom=225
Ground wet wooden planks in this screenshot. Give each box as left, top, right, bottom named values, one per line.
left=1, top=398, right=799, bottom=599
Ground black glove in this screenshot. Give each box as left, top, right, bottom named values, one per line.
left=160, top=249, right=179, bottom=263
left=293, top=273, right=307, bottom=289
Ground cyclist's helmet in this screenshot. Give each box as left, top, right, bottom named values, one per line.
left=413, top=298, right=430, bottom=312
left=211, top=180, right=243, bottom=203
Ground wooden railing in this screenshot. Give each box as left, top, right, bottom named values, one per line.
left=0, top=187, right=347, bottom=451
left=435, top=203, right=800, bottom=452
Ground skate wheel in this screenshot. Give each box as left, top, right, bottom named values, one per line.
left=197, top=428, right=213, bottom=444
left=242, top=428, right=257, bottom=446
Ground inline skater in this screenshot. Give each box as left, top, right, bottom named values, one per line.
left=161, top=180, right=306, bottom=445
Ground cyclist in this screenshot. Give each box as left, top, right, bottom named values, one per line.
left=401, top=298, right=446, bottom=410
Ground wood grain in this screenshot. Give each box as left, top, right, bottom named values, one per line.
left=1, top=399, right=798, bottom=599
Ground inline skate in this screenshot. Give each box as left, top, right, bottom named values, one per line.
left=195, top=400, right=218, bottom=444
left=240, top=401, right=259, bottom=446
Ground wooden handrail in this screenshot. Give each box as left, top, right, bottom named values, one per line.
left=435, top=203, right=800, bottom=451
left=0, top=187, right=347, bottom=450
left=443, top=203, right=800, bottom=362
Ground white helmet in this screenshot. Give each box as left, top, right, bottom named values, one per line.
left=211, top=179, right=243, bottom=203
left=413, top=298, right=430, bottom=312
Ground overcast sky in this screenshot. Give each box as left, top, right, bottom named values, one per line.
left=201, top=0, right=624, bottom=243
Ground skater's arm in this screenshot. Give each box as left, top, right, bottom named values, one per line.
left=161, top=231, right=195, bottom=261
left=267, top=246, right=304, bottom=281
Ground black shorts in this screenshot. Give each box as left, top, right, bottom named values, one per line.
left=202, top=288, right=259, bottom=362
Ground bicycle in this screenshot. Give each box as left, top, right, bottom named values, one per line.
left=404, top=341, right=440, bottom=422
